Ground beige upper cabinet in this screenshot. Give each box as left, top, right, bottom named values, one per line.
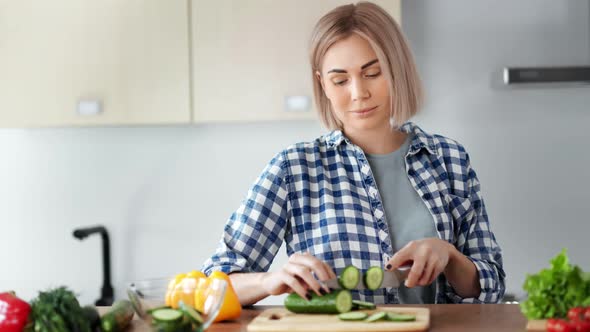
left=0, top=1, right=191, bottom=127
left=191, top=0, right=401, bottom=123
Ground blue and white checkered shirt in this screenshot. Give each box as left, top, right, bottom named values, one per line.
left=202, top=122, right=505, bottom=304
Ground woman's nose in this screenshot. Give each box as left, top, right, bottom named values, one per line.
left=350, top=78, right=370, bottom=101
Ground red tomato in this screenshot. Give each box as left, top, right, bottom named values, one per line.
left=584, top=307, right=590, bottom=322
left=569, top=307, right=585, bottom=321
left=571, top=320, right=590, bottom=332
left=547, top=319, right=575, bottom=332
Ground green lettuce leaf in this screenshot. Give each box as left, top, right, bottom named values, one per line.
left=520, top=249, right=590, bottom=319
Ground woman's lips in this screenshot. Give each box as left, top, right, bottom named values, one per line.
left=352, top=106, right=378, bottom=116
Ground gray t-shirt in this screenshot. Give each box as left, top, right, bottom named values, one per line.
left=366, top=135, right=438, bottom=304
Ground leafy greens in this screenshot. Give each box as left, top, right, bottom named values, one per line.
left=520, top=249, right=590, bottom=319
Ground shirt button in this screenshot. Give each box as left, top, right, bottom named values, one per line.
left=361, top=165, right=370, bottom=174
left=369, top=187, right=378, bottom=196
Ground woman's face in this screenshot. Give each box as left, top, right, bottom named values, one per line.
left=318, top=34, right=391, bottom=133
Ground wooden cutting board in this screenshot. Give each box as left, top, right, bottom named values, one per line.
left=526, top=319, right=547, bottom=331
left=247, top=307, right=429, bottom=332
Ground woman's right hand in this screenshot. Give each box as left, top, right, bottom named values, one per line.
left=260, top=252, right=336, bottom=300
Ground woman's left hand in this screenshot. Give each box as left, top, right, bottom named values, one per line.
left=386, top=238, right=456, bottom=288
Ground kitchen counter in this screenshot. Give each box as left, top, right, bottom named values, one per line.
left=101, top=304, right=529, bottom=331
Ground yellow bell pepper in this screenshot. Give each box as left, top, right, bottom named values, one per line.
left=165, top=273, right=186, bottom=307
left=187, top=270, right=206, bottom=279
left=207, top=271, right=242, bottom=322
left=165, top=271, right=206, bottom=309
left=164, top=270, right=242, bottom=322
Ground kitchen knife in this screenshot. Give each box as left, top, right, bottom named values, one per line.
left=324, top=266, right=411, bottom=290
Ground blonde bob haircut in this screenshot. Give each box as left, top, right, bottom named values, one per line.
left=310, top=1, right=423, bottom=130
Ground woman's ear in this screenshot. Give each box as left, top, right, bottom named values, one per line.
left=315, top=70, right=324, bottom=90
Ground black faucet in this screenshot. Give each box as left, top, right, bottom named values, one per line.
left=72, top=225, right=114, bottom=306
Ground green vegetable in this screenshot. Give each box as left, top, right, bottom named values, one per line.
left=365, top=311, right=387, bottom=322
left=386, top=312, right=416, bottom=321
left=520, top=249, right=590, bottom=319
left=146, top=305, right=172, bottom=315
left=151, top=308, right=182, bottom=323
left=338, top=311, right=368, bottom=321
left=351, top=300, right=376, bottom=310
left=148, top=305, right=202, bottom=332
left=26, top=286, right=91, bottom=332
left=284, top=290, right=353, bottom=314
left=82, top=305, right=101, bottom=331
left=101, top=299, right=134, bottom=332
left=339, top=266, right=360, bottom=290
left=179, top=302, right=203, bottom=325
left=363, top=267, right=384, bottom=290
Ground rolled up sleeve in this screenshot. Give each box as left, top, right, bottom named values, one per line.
left=445, top=154, right=506, bottom=303
left=202, top=151, right=291, bottom=275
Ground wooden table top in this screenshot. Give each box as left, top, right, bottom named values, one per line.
left=107, top=304, right=531, bottom=332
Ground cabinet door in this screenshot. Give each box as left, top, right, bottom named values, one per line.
left=191, top=0, right=400, bottom=123
left=0, top=0, right=190, bottom=127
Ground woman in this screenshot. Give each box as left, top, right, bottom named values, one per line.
left=202, top=1, right=505, bottom=305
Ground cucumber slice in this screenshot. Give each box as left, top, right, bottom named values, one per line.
left=152, top=320, right=191, bottom=332
left=284, top=289, right=353, bottom=314
left=146, top=305, right=171, bottom=315
left=366, top=311, right=387, bottom=322
left=338, top=312, right=368, bottom=321
left=151, top=308, right=183, bottom=323
left=179, top=302, right=204, bottom=325
left=352, top=300, right=376, bottom=310
left=386, top=312, right=416, bottom=322
left=338, top=266, right=360, bottom=290
left=363, top=266, right=384, bottom=290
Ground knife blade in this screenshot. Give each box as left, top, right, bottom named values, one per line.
left=324, top=266, right=411, bottom=290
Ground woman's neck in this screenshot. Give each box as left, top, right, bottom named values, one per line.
left=343, top=125, right=407, bottom=155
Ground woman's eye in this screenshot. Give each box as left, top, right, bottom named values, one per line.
left=365, top=71, right=381, bottom=78
left=333, top=79, right=348, bottom=86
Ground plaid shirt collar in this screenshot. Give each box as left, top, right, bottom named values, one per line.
left=325, top=122, right=439, bottom=156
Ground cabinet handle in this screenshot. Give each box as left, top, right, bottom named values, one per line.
left=77, top=100, right=103, bottom=116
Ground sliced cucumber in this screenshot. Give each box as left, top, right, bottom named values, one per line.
left=284, top=290, right=353, bottom=314
left=151, top=320, right=191, bottom=332
left=366, top=311, right=387, bottom=322
left=151, top=308, right=183, bottom=323
left=363, top=266, right=384, bottom=290
left=387, top=312, right=416, bottom=322
left=146, top=305, right=171, bottom=315
left=352, top=300, right=376, bottom=310
left=179, top=302, right=204, bottom=325
left=338, top=311, right=368, bottom=321
left=338, top=266, right=360, bottom=290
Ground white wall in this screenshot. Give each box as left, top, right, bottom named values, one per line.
left=1, top=0, right=589, bottom=305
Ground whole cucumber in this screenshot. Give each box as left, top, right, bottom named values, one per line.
left=284, top=290, right=352, bottom=314
left=101, top=300, right=134, bottom=332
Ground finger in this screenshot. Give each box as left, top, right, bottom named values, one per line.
left=323, top=261, right=337, bottom=279
left=404, top=258, right=425, bottom=288
left=280, top=271, right=309, bottom=300
left=417, top=260, right=434, bottom=286
left=289, top=252, right=334, bottom=293
left=317, top=261, right=337, bottom=293
left=289, top=253, right=333, bottom=283
left=284, top=263, right=324, bottom=296
left=387, top=246, right=413, bottom=271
